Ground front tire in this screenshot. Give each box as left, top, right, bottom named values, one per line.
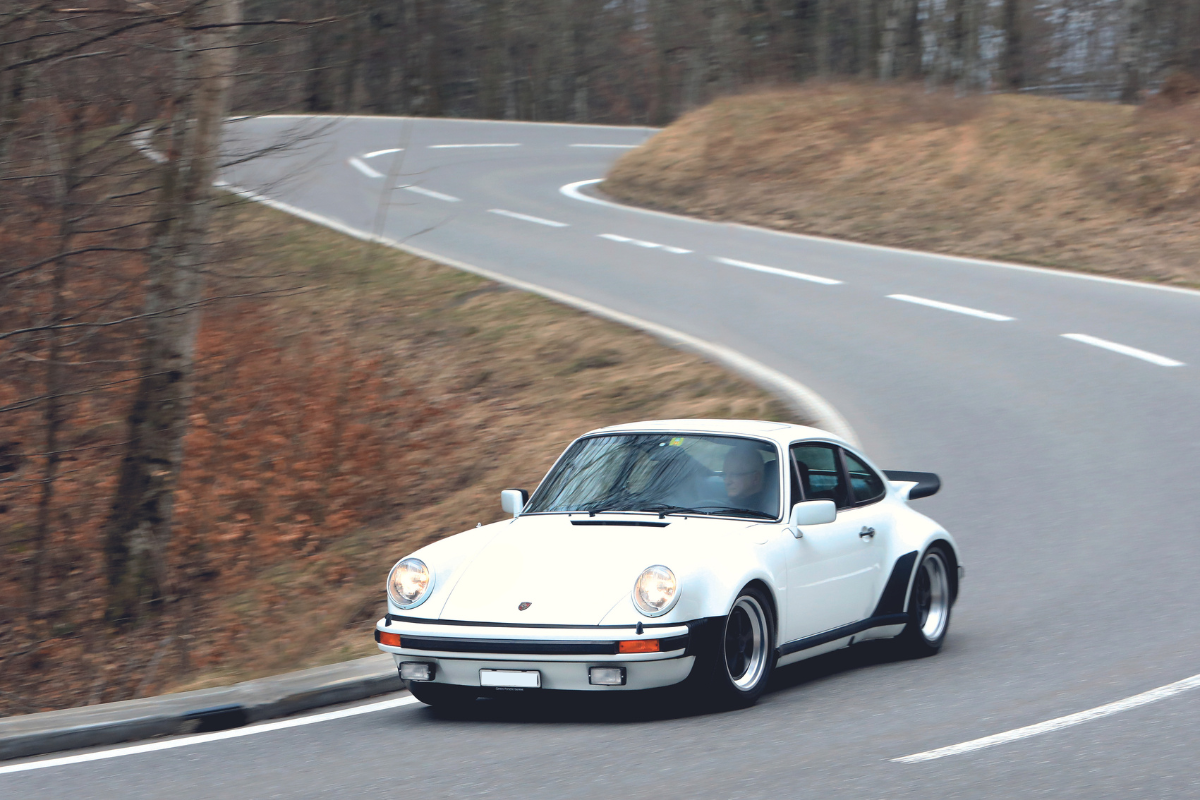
left=689, top=586, right=776, bottom=709
left=897, top=545, right=953, bottom=657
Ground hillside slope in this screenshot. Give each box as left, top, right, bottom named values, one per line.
left=604, top=84, right=1200, bottom=287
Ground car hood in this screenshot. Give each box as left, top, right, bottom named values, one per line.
left=437, top=513, right=756, bottom=626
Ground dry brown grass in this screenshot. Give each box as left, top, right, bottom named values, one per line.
left=604, top=83, right=1200, bottom=287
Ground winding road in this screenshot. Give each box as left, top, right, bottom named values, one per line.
left=6, top=116, right=1200, bottom=798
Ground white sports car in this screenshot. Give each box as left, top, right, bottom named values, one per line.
left=375, top=419, right=961, bottom=708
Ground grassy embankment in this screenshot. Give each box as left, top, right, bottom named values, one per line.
left=138, top=202, right=792, bottom=698
left=604, top=83, right=1200, bottom=288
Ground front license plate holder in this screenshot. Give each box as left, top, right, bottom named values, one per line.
left=479, top=669, right=541, bottom=689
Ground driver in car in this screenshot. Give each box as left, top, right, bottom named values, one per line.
left=723, top=445, right=768, bottom=513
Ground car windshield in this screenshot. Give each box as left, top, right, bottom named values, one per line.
left=524, top=433, right=782, bottom=520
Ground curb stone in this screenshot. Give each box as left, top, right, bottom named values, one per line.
left=0, top=654, right=402, bottom=762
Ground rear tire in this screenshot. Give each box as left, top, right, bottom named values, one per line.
left=689, top=586, right=776, bottom=709
left=897, top=545, right=953, bottom=657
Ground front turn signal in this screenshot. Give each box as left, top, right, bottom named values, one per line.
left=618, top=639, right=660, bottom=654
left=377, top=631, right=403, bottom=647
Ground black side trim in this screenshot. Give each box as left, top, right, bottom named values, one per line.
left=570, top=520, right=670, bottom=528
left=871, top=550, right=919, bottom=617
left=883, top=470, right=940, bottom=500
left=775, top=614, right=909, bottom=657
left=397, top=633, right=690, bottom=656
left=386, top=613, right=687, bottom=630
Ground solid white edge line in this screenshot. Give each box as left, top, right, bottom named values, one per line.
left=887, top=294, right=1014, bottom=321
left=555, top=179, right=1200, bottom=300
left=401, top=185, right=460, bottom=203
left=214, top=182, right=859, bottom=446
left=894, top=672, right=1200, bottom=763
left=715, top=257, right=843, bottom=286
left=488, top=208, right=569, bottom=227
left=561, top=179, right=707, bottom=226
left=363, top=148, right=403, bottom=159
left=0, top=696, right=421, bottom=776
left=1061, top=333, right=1185, bottom=367
left=347, top=157, right=383, bottom=179
left=429, top=143, right=520, bottom=149
left=569, top=143, right=638, bottom=148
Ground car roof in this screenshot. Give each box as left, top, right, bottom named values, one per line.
left=586, top=419, right=847, bottom=447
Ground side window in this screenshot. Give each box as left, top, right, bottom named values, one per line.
left=790, top=444, right=850, bottom=509
left=843, top=450, right=886, bottom=506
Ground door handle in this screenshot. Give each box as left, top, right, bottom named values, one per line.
left=859, top=526, right=876, bottom=539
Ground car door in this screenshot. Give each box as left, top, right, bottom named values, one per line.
left=782, top=443, right=884, bottom=644
left=834, top=447, right=892, bottom=619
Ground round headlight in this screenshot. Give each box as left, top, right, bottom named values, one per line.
left=632, top=565, right=679, bottom=617
left=387, top=558, right=432, bottom=608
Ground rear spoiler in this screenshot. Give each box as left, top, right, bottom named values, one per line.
left=883, top=470, right=941, bottom=500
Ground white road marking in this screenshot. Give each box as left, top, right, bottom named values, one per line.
left=887, top=294, right=1014, bottom=321
left=598, top=233, right=691, bottom=253
left=894, top=672, right=1200, bottom=763
left=488, top=209, right=569, bottom=227
left=429, top=143, right=520, bottom=149
left=348, top=157, right=383, bottom=179
left=130, top=129, right=167, bottom=164
left=561, top=178, right=704, bottom=224
left=715, top=257, right=842, bottom=285
left=555, top=181, right=1200, bottom=300
left=569, top=143, right=638, bottom=148
left=401, top=185, right=460, bottom=202
left=1061, top=333, right=1184, bottom=367
left=363, top=148, right=403, bottom=159
left=0, top=696, right=421, bottom=776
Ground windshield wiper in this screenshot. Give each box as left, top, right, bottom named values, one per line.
left=632, top=503, right=695, bottom=519
left=691, top=505, right=776, bottom=520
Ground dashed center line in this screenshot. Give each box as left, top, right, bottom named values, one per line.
left=401, top=184, right=460, bottom=202
left=599, top=233, right=690, bottom=254
left=429, top=143, right=520, bottom=149
left=489, top=209, right=569, bottom=227
left=570, top=143, right=639, bottom=149
left=363, top=148, right=403, bottom=159
left=715, top=257, right=842, bottom=285
left=347, top=157, right=383, bottom=179
left=1061, top=333, right=1184, bottom=367
left=888, top=294, right=1014, bottom=321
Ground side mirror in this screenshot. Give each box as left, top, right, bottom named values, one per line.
left=501, top=489, right=529, bottom=518
left=788, top=499, right=836, bottom=537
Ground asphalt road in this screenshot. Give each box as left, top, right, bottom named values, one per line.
left=7, top=116, right=1200, bottom=798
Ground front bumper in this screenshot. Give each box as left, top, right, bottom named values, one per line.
left=375, top=616, right=709, bottom=691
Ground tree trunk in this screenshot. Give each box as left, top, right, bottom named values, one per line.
left=103, top=0, right=243, bottom=623
left=30, top=105, right=78, bottom=615
left=1119, top=0, right=1148, bottom=103
left=818, top=0, right=834, bottom=77
left=1000, top=0, right=1024, bottom=90
left=878, top=0, right=901, bottom=79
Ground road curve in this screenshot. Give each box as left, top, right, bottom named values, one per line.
left=7, top=116, right=1200, bottom=798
